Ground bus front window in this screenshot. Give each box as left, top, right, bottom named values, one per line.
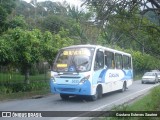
left=53, top=47, right=95, bottom=72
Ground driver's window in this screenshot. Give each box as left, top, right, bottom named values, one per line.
left=94, top=49, right=104, bottom=70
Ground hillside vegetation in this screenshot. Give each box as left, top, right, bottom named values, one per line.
left=0, top=0, right=159, bottom=94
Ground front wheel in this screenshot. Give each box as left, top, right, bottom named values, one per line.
left=90, top=90, right=98, bottom=101
left=90, top=86, right=102, bottom=101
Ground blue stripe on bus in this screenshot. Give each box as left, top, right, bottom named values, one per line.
left=122, top=70, right=133, bottom=80
left=98, top=69, right=108, bottom=83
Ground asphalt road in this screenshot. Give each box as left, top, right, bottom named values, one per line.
left=0, top=80, right=159, bottom=120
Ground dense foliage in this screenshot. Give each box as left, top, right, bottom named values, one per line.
left=0, top=0, right=160, bottom=86
left=127, top=50, right=160, bottom=74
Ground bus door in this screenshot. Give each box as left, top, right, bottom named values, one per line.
left=102, top=51, right=115, bottom=92
left=92, top=49, right=105, bottom=93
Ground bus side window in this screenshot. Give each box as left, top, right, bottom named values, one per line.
left=123, top=55, right=131, bottom=69
left=105, top=51, right=115, bottom=69
left=94, top=50, right=104, bottom=70
left=115, top=53, right=122, bottom=69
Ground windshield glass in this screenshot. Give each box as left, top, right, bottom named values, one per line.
left=53, top=47, right=95, bottom=72
left=157, top=72, right=160, bottom=75
left=144, top=72, right=155, bottom=76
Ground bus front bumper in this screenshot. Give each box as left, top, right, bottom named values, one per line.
left=50, top=80, right=91, bottom=95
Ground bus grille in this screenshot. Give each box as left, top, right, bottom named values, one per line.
left=59, top=88, right=76, bottom=92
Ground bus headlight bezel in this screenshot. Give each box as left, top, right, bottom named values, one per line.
left=51, top=77, right=56, bottom=83
left=79, top=75, right=90, bottom=84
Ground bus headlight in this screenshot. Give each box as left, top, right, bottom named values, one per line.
left=79, top=75, right=90, bottom=84
left=51, top=77, right=56, bottom=83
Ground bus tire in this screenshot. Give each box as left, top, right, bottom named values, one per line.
left=97, top=85, right=102, bottom=99
left=120, top=82, right=126, bottom=92
left=60, top=94, right=69, bottom=100
left=90, top=86, right=102, bottom=101
left=153, top=79, right=156, bottom=84
left=90, top=91, right=98, bottom=101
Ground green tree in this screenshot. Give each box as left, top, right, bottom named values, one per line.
left=0, top=6, right=7, bottom=33
left=7, top=16, right=28, bottom=29
left=54, top=28, right=74, bottom=48
left=0, top=0, right=17, bottom=33
left=40, top=31, right=57, bottom=66
left=1, top=28, right=43, bottom=84
left=83, top=0, right=160, bottom=58
left=0, top=36, right=15, bottom=65
left=0, top=26, right=74, bottom=84
left=67, top=5, right=97, bottom=44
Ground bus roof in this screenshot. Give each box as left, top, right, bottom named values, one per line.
left=61, top=44, right=131, bottom=56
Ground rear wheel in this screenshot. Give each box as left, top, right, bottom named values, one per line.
left=153, top=79, right=156, bottom=84
left=60, top=94, right=69, bottom=100
left=120, top=82, right=126, bottom=92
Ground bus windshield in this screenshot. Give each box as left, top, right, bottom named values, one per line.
left=53, top=47, right=95, bottom=72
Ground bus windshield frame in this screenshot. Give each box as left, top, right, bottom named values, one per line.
left=53, top=47, right=95, bottom=73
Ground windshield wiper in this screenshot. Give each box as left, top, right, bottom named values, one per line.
left=66, top=49, right=79, bottom=73
left=71, top=58, right=79, bottom=73
left=78, top=61, right=88, bottom=66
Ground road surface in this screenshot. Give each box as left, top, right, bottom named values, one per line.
left=0, top=80, right=159, bottom=120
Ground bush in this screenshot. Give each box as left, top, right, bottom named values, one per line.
left=0, top=82, right=49, bottom=94
left=126, top=49, right=160, bottom=74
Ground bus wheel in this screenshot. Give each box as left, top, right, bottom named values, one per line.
left=60, top=94, right=69, bottom=100
left=97, top=85, right=102, bottom=99
left=90, top=90, right=98, bottom=101
left=90, top=86, right=102, bottom=101
left=120, top=82, right=126, bottom=92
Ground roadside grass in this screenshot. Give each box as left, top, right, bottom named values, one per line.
left=0, top=73, right=49, bottom=82
left=0, top=72, right=51, bottom=101
left=123, top=85, right=160, bottom=111
left=0, top=89, right=50, bottom=101
left=101, top=85, right=160, bottom=120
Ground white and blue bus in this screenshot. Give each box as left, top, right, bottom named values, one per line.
left=50, top=45, right=133, bottom=100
